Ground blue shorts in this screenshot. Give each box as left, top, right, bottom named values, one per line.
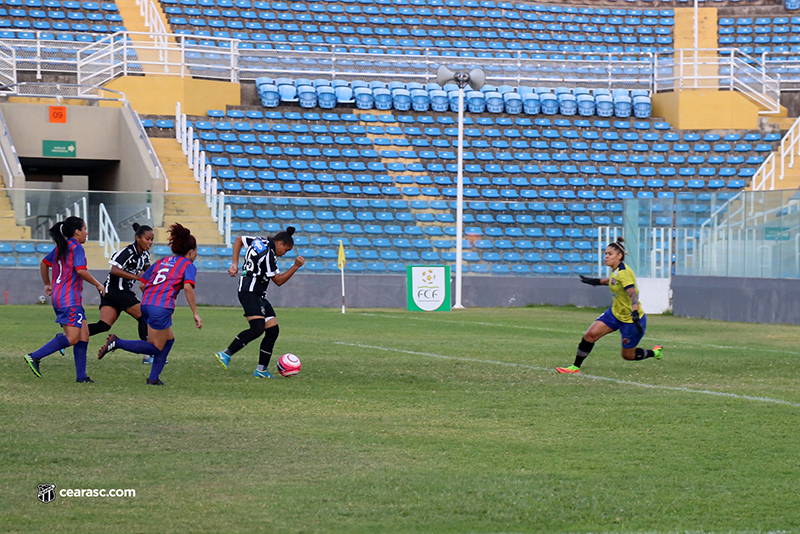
left=596, top=306, right=647, bottom=349
left=54, top=305, right=85, bottom=328
left=141, top=305, right=174, bottom=331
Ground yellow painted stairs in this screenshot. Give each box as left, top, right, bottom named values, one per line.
left=149, top=138, right=223, bottom=245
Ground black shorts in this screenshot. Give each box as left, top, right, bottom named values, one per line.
left=238, top=291, right=276, bottom=319
left=99, top=291, right=140, bottom=313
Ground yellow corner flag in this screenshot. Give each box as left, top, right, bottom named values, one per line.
left=337, top=240, right=346, bottom=271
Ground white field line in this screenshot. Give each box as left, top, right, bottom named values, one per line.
left=335, top=341, right=800, bottom=408
left=355, top=313, right=800, bottom=356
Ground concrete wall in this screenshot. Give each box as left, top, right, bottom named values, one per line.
left=672, top=275, right=800, bottom=324
left=103, top=76, right=241, bottom=116
left=652, top=90, right=761, bottom=130
left=0, top=102, right=163, bottom=224
left=6, top=270, right=799, bottom=324
left=0, top=270, right=620, bottom=311
left=2, top=103, right=122, bottom=161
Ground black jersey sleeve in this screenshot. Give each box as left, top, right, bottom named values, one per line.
left=109, top=245, right=135, bottom=272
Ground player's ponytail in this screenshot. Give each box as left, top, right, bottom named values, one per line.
left=49, top=216, right=85, bottom=261
left=609, top=236, right=626, bottom=257
left=168, top=223, right=197, bottom=256
left=133, top=222, right=153, bottom=237
left=273, top=226, right=295, bottom=247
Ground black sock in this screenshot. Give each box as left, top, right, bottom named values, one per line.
left=88, top=320, right=111, bottom=337
left=227, top=318, right=266, bottom=356
left=258, top=325, right=279, bottom=367
left=635, top=348, right=655, bottom=361
left=137, top=316, right=149, bottom=341
left=574, top=337, right=594, bottom=368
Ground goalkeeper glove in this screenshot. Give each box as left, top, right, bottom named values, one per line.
left=579, top=275, right=602, bottom=286
left=631, top=310, right=643, bottom=334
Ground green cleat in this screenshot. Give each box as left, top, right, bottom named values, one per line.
left=556, top=365, right=580, bottom=374
left=653, top=345, right=663, bottom=360
left=24, top=355, right=42, bottom=377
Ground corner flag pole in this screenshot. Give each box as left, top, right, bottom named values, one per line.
left=338, top=240, right=346, bottom=314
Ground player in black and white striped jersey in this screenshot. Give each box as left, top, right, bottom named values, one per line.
left=87, top=223, right=153, bottom=361
left=214, top=226, right=305, bottom=378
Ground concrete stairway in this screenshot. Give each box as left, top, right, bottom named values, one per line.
left=149, top=138, right=223, bottom=244
left=0, top=181, right=30, bottom=239
left=114, top=0, right=180, bottom=75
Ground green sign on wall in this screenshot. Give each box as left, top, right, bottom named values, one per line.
left=407, top=265, right=451, bottom=312
left=43, top=140, right=76, bottom=158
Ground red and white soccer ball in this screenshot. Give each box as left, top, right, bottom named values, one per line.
left=277, top=353, right=301, bottom=377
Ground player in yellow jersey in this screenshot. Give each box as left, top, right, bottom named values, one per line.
left=557, top=237, right=662, bottom=374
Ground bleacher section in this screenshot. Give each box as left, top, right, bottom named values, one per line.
left=253, top=79, right=654, bottom=118
left=0, top=189, right=728, bottom=275
left=145, top=105, right=773, bottom=198
left=128, top=99, right=775, bottom=276
left=161, top=1, right=676, bottom=56
left=0, top=1, right=125, bottom=40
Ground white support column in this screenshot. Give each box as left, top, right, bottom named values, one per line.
left=217, top=192, right=225, bottom=235
left=454, top=85, right=465, bottom=309
left=211, top=179, right=218, bottom=221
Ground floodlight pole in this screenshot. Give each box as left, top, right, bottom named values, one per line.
left=455, top=85, right=465, bottom=309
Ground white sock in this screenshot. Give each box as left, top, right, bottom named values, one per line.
left=257, top=365, right=267, bottom=372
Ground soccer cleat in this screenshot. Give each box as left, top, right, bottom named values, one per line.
left=24, top=355, right=42, bottom=378
left=76, top=377, right=95, bottom=383
left=143, top=357, right=169, bottom=365
left=146, top=378, right=166, bottom=386
left=653, top=345, right=663, bottom=360
left=253, top=368, right=273, bottom=379
left=215, top=351, right=231, bottom=370
left=97, top=334, right=119, bottom=360
left=556, top=365, right=581, bottom=374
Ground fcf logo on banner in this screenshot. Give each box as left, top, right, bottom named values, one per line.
left=407, top=265, right=451, bottom=312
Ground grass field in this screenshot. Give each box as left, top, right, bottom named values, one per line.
left=1, top=304, right=799, bottom=534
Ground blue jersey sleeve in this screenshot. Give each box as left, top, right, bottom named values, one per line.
left=183, top=262, right=197, bottom=286
left=72, top=243, right=87, bottom=270
left=141, top=263, right=155, bottom=284
left=43, top=247, right=55, bottom=266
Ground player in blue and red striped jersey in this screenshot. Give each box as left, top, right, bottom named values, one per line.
left=24, top=216, right=106, bottom=382
left=96, top=223, right=202, bottom=385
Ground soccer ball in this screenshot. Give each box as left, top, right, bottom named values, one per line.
left=277, top=353, right=301, bottom=377
left=37, top=295, right=46, bottom=305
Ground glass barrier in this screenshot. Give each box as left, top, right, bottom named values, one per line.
left=674, top=189, right=800, bottom=279
left=13, top=187, right=796, bottom=278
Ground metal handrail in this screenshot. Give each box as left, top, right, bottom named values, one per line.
left=98, top=202, right=121, bottom=259
left=0, top=103, right=23, bottom=188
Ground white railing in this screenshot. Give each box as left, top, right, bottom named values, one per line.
left=0, top=41, right=16, bottom=87
left=55, top=196, right=88, bottom=222
left=130, top=106, right=168, bottom=191
left=752, top=115, right=800, bottom=191
left=0, top=103, right=23, bottom=188
left=0, top=32, right=655, bottom=91
left=653, top=48, right=780, bottom=114
left=98, top=202, right=121, bottom=259
left=751, top=152, right=777, bottom=192
left=176, top=101, right=227, bottom=242
left=137, top=0, right=169, bottom=51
